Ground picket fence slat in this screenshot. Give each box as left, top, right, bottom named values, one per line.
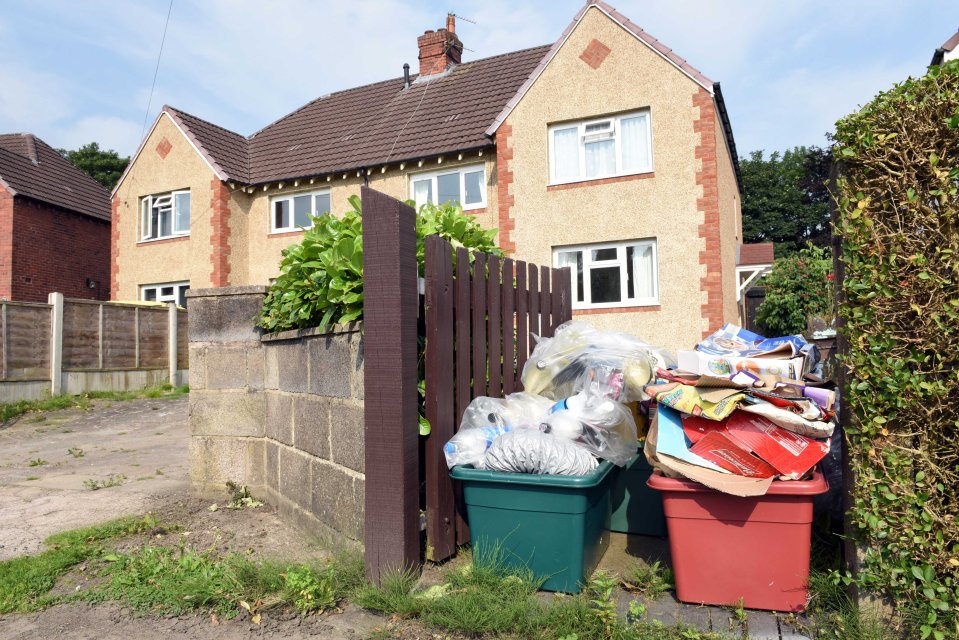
left=487, top=255, right=502, bottom=398
left=502, top=258, right=515, bottom=394
left=515, top=262, right=529, bottom=378
left=471, top=253, right=487, bottom=399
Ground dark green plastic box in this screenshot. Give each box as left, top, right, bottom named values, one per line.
left=451, top=461, right=614, bottom=593
left=609, top=447, right=667, bottom=537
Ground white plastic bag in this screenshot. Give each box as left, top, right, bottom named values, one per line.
left=541, top=391, right=638, bottom=466
left=444, top=392, right=553, bottom=469
left=484, top=429, right=598, bottom=475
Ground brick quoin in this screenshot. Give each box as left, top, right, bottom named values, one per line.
left=110, top=196, right=120, bottom=300
left=9, top=197, right=111, bottom=302
left=209, top=178, right=232, bottom=287
left=0, top=189, right=13, bottom=299
left=693, top=87, right=724, bottom=338
left=580, top=39, right=612, bottom=69
left=495, top=122, right=516, bottom=254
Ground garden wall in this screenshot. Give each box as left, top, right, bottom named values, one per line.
left=187, top=285, right=365, bottom=543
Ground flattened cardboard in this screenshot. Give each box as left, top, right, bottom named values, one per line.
left=681, top=414, right=726, bottom=444
left=689, top=431, right=778, bottom=478
left=724, top=412, right=829, bottom=479
left=678, top=351, right=805, bottom=381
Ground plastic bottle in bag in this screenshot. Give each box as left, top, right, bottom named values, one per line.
left=541, top=391, right=637, bottom=466
left=444, top=424, right=515, bottom=469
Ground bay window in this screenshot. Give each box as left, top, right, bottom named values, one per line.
left=410, top=164, right=486, bottom=210
left=140, top=190, right=190, bottom=241
left=554, top=239, right=658, bottom=309
left=271, top=189, right=331, bottom=233
left=548, top=110, right=652, bottom=185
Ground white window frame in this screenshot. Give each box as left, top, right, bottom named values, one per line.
left=140, top=281, right=190, bottom=307
left=553, top=239, right=659, bottom=310
left=547, top=109, right=653, bottom=186
left=409, top=164, right=487, bottom=211
left=140, top=190, right=190, bottom=241
left=270, top=189, right=332, bottom=233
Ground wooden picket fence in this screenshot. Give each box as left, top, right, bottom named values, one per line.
left=422, top=235, right=572, bottom=563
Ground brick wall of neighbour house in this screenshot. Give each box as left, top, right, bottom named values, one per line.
left=693, top=87, right=726, bottom=338
left=498, top=4, right=740, bottom=353
left=9, top=197, right=111, bottom=302
left=0, top=189, right=12, bottom=299
left=714, top=109, right=743, bottom=326
left=188, top=286, right=365, bottom=543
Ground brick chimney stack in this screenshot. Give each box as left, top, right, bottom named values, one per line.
left=417, top=13, right=463, bottom=77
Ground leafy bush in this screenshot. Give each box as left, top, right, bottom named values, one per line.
left=833, top=59, right=959, bottom=639
left=257, top=195, right=502, bottom=333
left=756, top=243, right=833, bottom=336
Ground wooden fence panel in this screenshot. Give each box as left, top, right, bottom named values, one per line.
left=62, top=301, right=100, bottom=370
left=362, top=187, right=420, bottom=584
left=102, top=305, right=137, bottom=369
left=5, top=303, right=51, bottom=380
left=423, top=241, right=571, bottom=563
left=138, top=308, right=168, bottom=368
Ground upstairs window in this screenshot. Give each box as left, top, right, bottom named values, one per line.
left=140, top=190, right=190, bottom=241
left=411, top=164, right=486, bottom=210
left=271, top=190, right=331, bottom=233
left=554, top=239, right=658, bottom=309
left=549, top=110, right=652, bottom=185
left=141, top=281, right=190, bottom=307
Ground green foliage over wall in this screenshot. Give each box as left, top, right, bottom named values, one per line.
left=833, top=59, right=959, bottom=640
left=755, top=244, right=832, bottom=336
left=257, top=195, right=502, bottom=333
left=58, top=142, right=130, bottom=190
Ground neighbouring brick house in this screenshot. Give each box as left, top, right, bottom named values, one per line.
left=113, top=1, right=743, bottom=350
left=0, top=133, right=111, bottom=302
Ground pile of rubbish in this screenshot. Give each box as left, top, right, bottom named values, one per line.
left=645, top=323, right=835, bottom=496
left=444, top=322, right=669, bottom=474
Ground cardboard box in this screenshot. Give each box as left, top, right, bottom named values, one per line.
left=677, top=351, right=805, bottom=381
left=723, top=412, right=829, bottom=480
left=689, top=431, right=778, bottom=478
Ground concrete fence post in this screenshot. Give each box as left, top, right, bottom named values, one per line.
left=168, top=302, right=178, bottom=386
left=48, top=292, right=64, bottom=396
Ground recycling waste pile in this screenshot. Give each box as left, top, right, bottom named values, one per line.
left=443, top=321, right=834, bottom=606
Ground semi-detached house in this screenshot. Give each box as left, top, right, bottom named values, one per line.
left=112, top=1, right=744, bottom=351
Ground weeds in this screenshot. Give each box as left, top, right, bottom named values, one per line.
left=83, top=474, right=126, bottom=490
left=802, top=571, right=898, bottom=640
left=622, top=560, right=674, bottom=599
left=27, top=458, right=47, bottom=467
left=25, top=476, right=39, bottom=481
left=0, top=384, right=189, bottom=424
left=67, top=447, right=84, bottom=458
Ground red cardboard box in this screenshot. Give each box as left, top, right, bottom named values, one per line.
left=682, top=415, right=727, bottom=444
left=689, top=431, right=778, bottom=478
left=724, top=412, right=829, bottom=479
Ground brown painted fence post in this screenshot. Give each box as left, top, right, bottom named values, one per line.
left=362, top=187, right=420, bottom=583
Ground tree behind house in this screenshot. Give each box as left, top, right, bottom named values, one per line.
left=58, top=142, right=130, bottom=191
left=740, top=146, right=832, bottom=255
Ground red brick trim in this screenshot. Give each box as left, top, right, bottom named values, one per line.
left=693, top=87, right=724, bottom=338
left=546, top=172, right=655, bottom=192
left=574, top=305, right=661, bottom=316
left=136, top=235, right=190, bottom=247
left=156, top=137, right=172, bottom=159
left=463, top=207, right=487, bottom=216
left=495, top=122, right=516, bottom=253
left=267, top=229, right=305, bottom=239
left=210, top=179, right=232, bottom=287
left=109, top=196, right=119, bottom=300
left=0, top=190, right=13, bottom=300
left=580, top=39, right=611, bottom=69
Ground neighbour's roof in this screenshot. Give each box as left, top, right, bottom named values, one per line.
left=0, top=133, right=111, bottom=221
left=737, top=242, right=775, bottom=266
left=931, top=29, right=959, bottom=66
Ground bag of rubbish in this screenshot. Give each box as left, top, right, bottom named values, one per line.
left=444, top=392, right=553, bottom=469
left=521, top=321, right=671, bottom=402
left=484, top=429, right=598, bottom=475
left=541, top=390, right=638, bottom=466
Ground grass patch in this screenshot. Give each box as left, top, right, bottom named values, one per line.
left=0, top=384, right=189, bottom=425
left=802, top=571, right=898, bottom=640
left=0, top=516, right=152, bottom=613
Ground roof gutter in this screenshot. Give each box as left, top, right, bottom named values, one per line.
left=713, top=82, right=743, bottom=194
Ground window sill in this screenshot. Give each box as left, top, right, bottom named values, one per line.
left=136, top=235, right=190, bottom=246
left=547, top=172, right=655, bottom=192
left=573, top=304, right=661, bottom=315
left=462, top=207, right=487, bottom=216
left=268, top=229, right=308, bottom=238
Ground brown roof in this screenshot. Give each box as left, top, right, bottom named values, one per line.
left=738, top=242, right=775, bottom=266
left=135, top=45, right=549, bottom=189
left=931, top=29, right=959, bottom=66
left=0, top=134, right=111, bottom=221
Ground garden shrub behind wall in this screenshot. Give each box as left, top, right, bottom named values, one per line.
left=834, top=60, right=959, bottom=638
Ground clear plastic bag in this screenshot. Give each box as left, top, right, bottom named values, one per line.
left=541, top=391, right=638, bottom=466
left=521, top=321, right=672, bottom=402
left=484, top=429, right=598, bottom=476
left=444, top=392, right=553, bottom=469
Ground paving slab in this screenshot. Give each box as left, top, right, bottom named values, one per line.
left=747, top=610, right=782, bottom=639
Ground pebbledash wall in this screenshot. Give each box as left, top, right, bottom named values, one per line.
left=188, top=285, right=365, bottom=542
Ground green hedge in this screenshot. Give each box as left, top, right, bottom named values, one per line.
left=834, top=60, right=959, bottom=639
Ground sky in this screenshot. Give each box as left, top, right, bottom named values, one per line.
left=0, top=0, right=954, bottom=159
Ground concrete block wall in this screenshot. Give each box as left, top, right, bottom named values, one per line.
left=187, top=285, right=365, bottom=543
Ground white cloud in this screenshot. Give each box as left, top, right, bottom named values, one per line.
left=56, top=116, right=142, bottom=156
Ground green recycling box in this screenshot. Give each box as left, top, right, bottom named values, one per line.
left=609, top=447, right=667, bottom=537
left=451, top=461, right=614, bottom=593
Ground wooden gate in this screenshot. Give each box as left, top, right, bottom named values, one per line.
left=422, top=234, right=572, bottom=562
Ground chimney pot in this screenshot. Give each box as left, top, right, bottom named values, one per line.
left=446, top=14, right=455, bottom=33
